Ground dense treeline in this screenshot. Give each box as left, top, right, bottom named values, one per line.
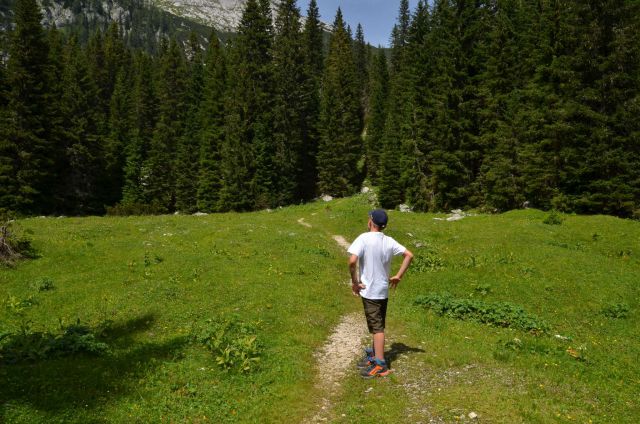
left=1, top=0, right=639, bottom=217
left=377, top=0, right=640, bottom=216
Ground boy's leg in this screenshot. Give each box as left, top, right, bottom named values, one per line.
left=373, top=331, right=385, bottom=361
left=362, top=297, right=388, bottom=361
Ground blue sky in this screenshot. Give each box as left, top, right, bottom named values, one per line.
left=298, top=0, right=420, bottom=47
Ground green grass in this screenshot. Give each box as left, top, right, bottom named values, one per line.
left=1, top=195, right=639, bottom=423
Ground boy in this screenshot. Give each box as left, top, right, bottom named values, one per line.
left=348, top=209, right=413, bottom=378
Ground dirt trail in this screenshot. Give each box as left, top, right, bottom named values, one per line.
left=300, top=227, right=368, bottom=423
left=297, top=218, right=312, bottom=228
left=331, top=235, right=350, bottom=250
left=305, top=313, right=367, bottom=423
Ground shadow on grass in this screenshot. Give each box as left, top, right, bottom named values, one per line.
left=0, top=314, right=189, bottom=420
left=386, top=342, right=425, bottom=368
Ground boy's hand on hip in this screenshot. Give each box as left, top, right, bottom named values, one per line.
left=390, top=276, right=401, bottom=290
left=351, top=282, right=365, bottom=296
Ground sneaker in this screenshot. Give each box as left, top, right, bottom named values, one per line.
left=360, top=358, right=391, bottom=378
left=356, top=347, right=374, bottom=369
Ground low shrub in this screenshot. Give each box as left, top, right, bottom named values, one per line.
left=1, top=220, right=36, bottom=267
left=191, top=316, right=261, bottom=373
left=0, top=320, right=110, bottom=364
left=415, top=292, right=550, bottom=335
left=543, top=210, right=564, bottom=225
left=32, top=277, right=56, bottom=292
left=411, top=253, right=445, bottom=272
left=601, top=302, right=630, bottom=319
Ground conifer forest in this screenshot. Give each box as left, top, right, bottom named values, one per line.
left=1, top=0, right=639, bottom=217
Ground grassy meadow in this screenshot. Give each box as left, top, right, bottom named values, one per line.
left=1, top=195, right=639, bottom=423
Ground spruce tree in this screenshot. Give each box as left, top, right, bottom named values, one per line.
left=317, top=8, right=363, bottom=197
left=46, top=25, right=68, bottom=213
left=353, top=23, right=369, bottom=123
left=58, top=36, right=104, bottom=214
left=122, top=51, right=158, bottom=206
left=401, top=0, right=432, bottom=210
left=1, top=0, right=52, bottom=214
left=104, top=67, right=134, bottom=207
left=378, top=0, right=413, bottom=209
left=270, top=0, right=306, bottom=206
left=479, top=0, right=540, bottom=211
left=0, top=30, right=13, bottom=214
left=175, top=32, right=205, bottom=213
left=298, top=0, right=324, bottom=200
left=197, top=33, right=227, bottom=212
left=142, top=37, right=187, bottom=212
left=101, top=23, right=132, bottom=207
left=560, top=0, right=640, bottom=216
left=365, top=48, right=389, bottom=185
left=219, top=0, right=273, bottom=211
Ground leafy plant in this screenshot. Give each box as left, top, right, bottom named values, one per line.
left=601, top=302, right=630, bottom=319
left=415, top=293, right=550, bottom=335
left=4, top=295, right=39, bottom=315
left=411, top=253, right=445, bottom=272
left=192, top=316, right=261, bottom=373
left=472, top=284, right=492, bottom=296
left=543, top=210, right=564, bottom=225
left=0, top=319, right=110, bottom=364
left=32, top=277, right=56, bottom=292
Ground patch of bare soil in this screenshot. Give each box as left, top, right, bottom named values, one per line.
left=304, top=313, right=368, bottom=423
left=303, top=233, right=366, bottom=423
left=332, top=235, right=350, bottom=251
left=297, top=218, right=313, bottom=228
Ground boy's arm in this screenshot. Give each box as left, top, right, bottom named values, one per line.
left=390, top=249, right=414, bottom=289
left=349, top=254, right=366, bottom=296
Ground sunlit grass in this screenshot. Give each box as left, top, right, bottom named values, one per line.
left=1, top=196, right=638, bottom=422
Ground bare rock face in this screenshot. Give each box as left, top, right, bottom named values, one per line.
left=151, top=0, right=280, bottom=31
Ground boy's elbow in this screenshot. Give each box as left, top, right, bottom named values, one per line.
left=405, top=249, right=414, bottom=259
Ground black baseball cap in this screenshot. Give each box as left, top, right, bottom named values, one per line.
left=369, top=209, right=388, bottom=229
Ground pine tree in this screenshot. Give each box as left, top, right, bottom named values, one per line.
left=1, top=0, right=52, bottom=214
left=197, top=33, right=227, bottom=212
left=479, top=0, right=541, bottom=211
left=104, top=67, right=134, bottom=207
left=142, top=37, right=187, bottom=212
left=365, top=48, right=389, bottom=184
left=46, top=25, right=68, bottom=212
left=270, top=0, right=306, bottom=206
left=560, top=0, right=640, bottom=215
left=401, top=0, right=432, bottom=210
left=298, top=0, right=324, bottom=200
left=353, top=23, right=369, bottom=123
left=122, top=51, right=158, bottom=206
left=516, top=0, right=578, bottom=211
left=378, top=0, right=413, bottom=209
left=249, top=0, right=276, bottom=209
left=317, top=8, right=363, bottom=197
left=0, top=29, right=13, bottom=214
left=58, top=36, right=105, bottom=214
left=102, top=24, right=133, bottom=208
left=175, top=32, right=205, bottom=213
left=603, top=0, right=640, bottom=216
left=219, top=0, right=273, bottom=211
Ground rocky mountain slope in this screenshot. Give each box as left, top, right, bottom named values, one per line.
left=151, top=0, right=279, bottom=32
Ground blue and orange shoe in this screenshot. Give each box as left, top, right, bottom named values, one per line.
left=357, top=347, right=374, bottom=369
left=360, top=358, right=391, bottom=378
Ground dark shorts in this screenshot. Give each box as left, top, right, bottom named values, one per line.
left=362, top=297, right=388, bottom=334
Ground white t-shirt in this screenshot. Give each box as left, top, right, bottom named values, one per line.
left=347, top=231, right=406, bottom=300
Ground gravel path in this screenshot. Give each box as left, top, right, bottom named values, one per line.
left=302, top=231, right=368, bottom=423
